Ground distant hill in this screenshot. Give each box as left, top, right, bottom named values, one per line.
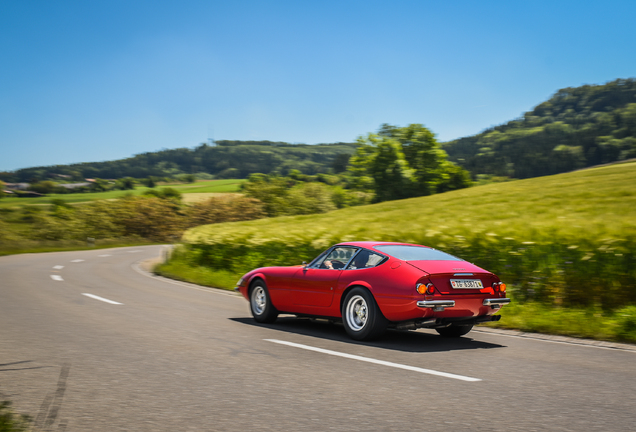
left=1, top=141, right=357, bottom=182
left=442, top=78, right=636, bottom=179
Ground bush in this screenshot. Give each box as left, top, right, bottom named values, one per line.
left=30, top=181, right=56, bottom=194
left=187, top=196, right=265, bottom=227
left=115, top=196, right=184, bottom=241
left=0, top=400, right=32, bottom=432
left=143, top=187, right=182, bottom=201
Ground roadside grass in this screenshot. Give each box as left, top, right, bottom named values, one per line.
left=0, top=400, right=32, bottom=432
left=154, top=253, right=239, bottom=290
left=483, top=301, right=636, bottom=344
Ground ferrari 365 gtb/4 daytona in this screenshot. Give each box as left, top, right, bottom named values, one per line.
left=235, top=242, right=510, bottom=341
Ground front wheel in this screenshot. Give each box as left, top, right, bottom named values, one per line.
left=436, top=324, right=473, bottom=338
left=250, top=281, right=278, bottom=323
left=342, top=287, right=387, bottom=341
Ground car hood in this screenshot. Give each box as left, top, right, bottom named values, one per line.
left=406, top=260, right=490, bottom=275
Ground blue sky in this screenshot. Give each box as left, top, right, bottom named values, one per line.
left=1, top=0, right=635, bottom=171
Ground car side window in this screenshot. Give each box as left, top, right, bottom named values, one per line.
left=346, top=250, right=387, bottom=270
left=307, top=250, right=329, bottom=268
left=319, top=247, right=359, bottom=270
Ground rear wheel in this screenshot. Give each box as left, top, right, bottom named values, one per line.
left=342, top=287, right=387, bottom=341
left=436, top=324, right=473, bottom=338
left=250, top=281, right=278, bottom=323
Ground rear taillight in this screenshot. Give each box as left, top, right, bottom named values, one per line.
left=416, top=283, right=436, bottom=295
left=493, top=282, right=507, bottom=293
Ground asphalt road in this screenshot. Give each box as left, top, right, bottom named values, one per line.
left=1, top=246, right=635, bottom=431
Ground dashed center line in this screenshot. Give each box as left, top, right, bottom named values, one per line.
left=70, top=259, right=84, bottom=263
left=53, top=265, right=64, bottom=270
left=50, top=275, right=64, bottom=281
left=98, top=254, right=112, bottom=257
left=82, top=293, right=122, bottom=305
left=265, top=339, right=481, bottom=382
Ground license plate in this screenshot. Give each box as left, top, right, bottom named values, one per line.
left=450, top=279, right=484, bottom=289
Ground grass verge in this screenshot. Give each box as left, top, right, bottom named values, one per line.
left=154, top=252, right=239, bottom=290
left=484, top=301, right=636, bottom=343
left=0, top=401, right=32, bottom=432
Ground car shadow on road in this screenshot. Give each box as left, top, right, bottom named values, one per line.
left=230, top=316, right=506, bottom=353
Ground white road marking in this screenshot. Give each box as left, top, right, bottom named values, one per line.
left=53, top=265, right=64, bottom=270
left=266, top=339, right=482, bottom=382
left=127, top=250, right=142, bottom=253
left=98, top=254, right=112, bottom=257
left=70, top=259, right=84, bottom=263
left=50, top=275, right=64, bottom=281
left=82, top=293, right=122, bottom=305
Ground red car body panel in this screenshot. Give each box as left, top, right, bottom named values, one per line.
left=236, top=241, right=509, bottom=326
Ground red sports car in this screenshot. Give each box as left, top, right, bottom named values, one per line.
left=235, top=241, right=510, bottom=341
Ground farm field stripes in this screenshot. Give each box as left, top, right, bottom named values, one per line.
left=0, top=179, right=246, bottom=208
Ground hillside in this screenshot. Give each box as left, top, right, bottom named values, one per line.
left=180, top=161, right=636, bottom=311
left=443, top=78, right=636, bottom=179
left=1, top=140, right=356, bottom=183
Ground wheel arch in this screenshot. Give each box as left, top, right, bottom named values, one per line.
left=247, top=273, right=267, bottom=294
left=339, top=281, right=374, bottom=314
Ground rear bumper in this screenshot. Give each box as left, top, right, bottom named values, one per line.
left=483, top=298, right=511, bottom=306
left=417, top=300, right=455, bottom=311
left=417, top=297, right=511, bottom=312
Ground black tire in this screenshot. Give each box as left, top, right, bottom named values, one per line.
left=436, top=324, right=473, bottom=338
left=249, top=280, right=278, bottom=323
left=341, top=287, right=387, bottom=341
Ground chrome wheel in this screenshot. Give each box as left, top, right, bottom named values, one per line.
left=345, top=294, right=368, bottom=331
left=251, top=286, right=267, bottom=315
left=249, top=280, right=278, bottom=323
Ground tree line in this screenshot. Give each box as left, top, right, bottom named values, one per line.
left=0, top=141, right=356, bottom=183
left=443, top=78, right=636, bottom=179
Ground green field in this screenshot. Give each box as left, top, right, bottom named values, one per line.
left=165, top=162, right=636, bottom=342
left=185, top=163, right=636, bottom=245
left=0, top=179, right=245, bottom=208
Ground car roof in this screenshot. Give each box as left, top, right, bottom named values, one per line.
left=336, top=241, right=431, bottom=250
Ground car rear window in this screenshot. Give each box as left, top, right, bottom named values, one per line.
left=374, top=245, right=462, bottom=261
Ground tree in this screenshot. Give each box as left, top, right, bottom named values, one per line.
left=348, top=124, right=471, bottom=202
left=142, top=177, right=156, bottom=188
left=443, top=79, right=636, bottom=178
left=90, top=178, right=109, bottom=192
left=143, top=187, right=182, bottom=201
left=115, top=177, right=135, bottom=190
left=30, top=181, right=56, bottom=194
left=241, top=174, right=291, bottom=216
left=0, top=181, right=5, bottom=199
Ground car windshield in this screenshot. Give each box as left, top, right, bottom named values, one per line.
left=374, top=245, right=462, bottom=261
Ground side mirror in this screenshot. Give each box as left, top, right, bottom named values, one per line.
left=302, top=261, right=307, bottom=267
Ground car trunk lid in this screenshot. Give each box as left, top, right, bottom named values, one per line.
left=406, top=260, right=495, bottom=294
